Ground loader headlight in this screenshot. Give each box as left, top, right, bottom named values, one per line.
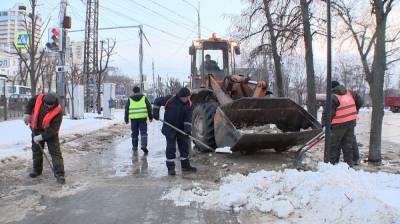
left=193, top=41, right=201, bottom=48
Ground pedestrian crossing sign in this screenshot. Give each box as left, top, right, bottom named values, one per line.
left=14, top=32, right=30, bottom=48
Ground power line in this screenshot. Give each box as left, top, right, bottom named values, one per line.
left=99, top=5, right=186, bottom=41
left=122, top=0, right=195, bottom=33
left=145, top=0, right=195, bottom=24
left=144, top=0, right=214, bottom=34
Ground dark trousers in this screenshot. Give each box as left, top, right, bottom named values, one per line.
left=352, top=135, right=360, bottom=162
left=329, top=125, right=355, bottom=166
left=32, top=135, right=65, bottom=177
left=165, top=133, right=190, bottom=169
left=131, top=120, right=148, bottom=149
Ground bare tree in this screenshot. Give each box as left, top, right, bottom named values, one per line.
left=300, top=0, right=317, bottom=117
left=13, top=0, right=49, bottom=96
left=334, top=0, right=398, bottom=163
left=17, top=58, right=29, bottom=86
left=38, top=52, right=58, bottom=93
left=262, top=0, right=303, bottom=97
left=105, top=73, right=136, bottom=97
left=66, top=64, right=83, bottom=119
left=333, top=56, right=368, bottom=99
left=96, top=39, right=116, bottom=114
left=231, top=0, right=302, bottom=97
left=166, top=78, right=182, bottom=95
left=283, top=56, right=306, bottom=105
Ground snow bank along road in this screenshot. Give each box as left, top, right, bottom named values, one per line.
left=163, top=163, right=400, bottom=223
left=0, top=110, right=124, bottom=160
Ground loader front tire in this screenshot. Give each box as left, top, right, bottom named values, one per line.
left=192, top=103, right=217, bottom=152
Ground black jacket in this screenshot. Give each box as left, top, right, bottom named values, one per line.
left=153, top=95, right=192, bottom=138
left=124, top=94, right=153, bottom=123
left=322, top=85, right=364, bottom=127
left=25, top=95, right=63, bottom=140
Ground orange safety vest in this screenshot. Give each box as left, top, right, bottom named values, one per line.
left=30, top=93, right=62, bottom=131
left=331, top=91, right=357, bottom=125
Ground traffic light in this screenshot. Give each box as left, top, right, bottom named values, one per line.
left=46, top=28, right=62, bottom=51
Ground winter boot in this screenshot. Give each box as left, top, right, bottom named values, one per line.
left=181, top=159, right=197, bottom=173
left=166, top=160, right=175, bottom=176
left=56, top=175, right=66, bottom=184
left=132, top=146, right=138, bottom=152
left=168, top=168, right=176, bottom=176
left=141, top=146, right=149, bottom=155
left=29, top=171, right=42, bottom=178
left=353, top=158, right=361, bottom=166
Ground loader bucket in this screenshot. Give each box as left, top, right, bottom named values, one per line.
left=214, top=98, right=322, bottom=152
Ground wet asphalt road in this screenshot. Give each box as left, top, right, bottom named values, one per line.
left=14, top=122, right=239, bottom=224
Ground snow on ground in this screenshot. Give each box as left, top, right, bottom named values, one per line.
left=317, top=108, right=400, bottom=144
left=162, top=163, right=400, bottom=223
left=0, top=110, right=124, bottom=159
left=215, top=147, right=232, bottom=154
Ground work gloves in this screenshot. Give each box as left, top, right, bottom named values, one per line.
left=23, top=114, right=31, bottom=125
left=184, top=122, right=192, bottom=135
left=33, top=134, right=43, bottom=144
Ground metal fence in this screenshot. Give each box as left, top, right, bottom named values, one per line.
left=0, top=97, right=27, bottom=121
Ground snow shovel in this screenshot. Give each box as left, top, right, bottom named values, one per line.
left=293, top=131, right=325, bottom=167
left=159, top=119, right=214, bottom=151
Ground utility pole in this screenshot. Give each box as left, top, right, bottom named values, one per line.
left=152, top=60, right=155, bottom=92
left=139, top=25, right=144, bottom=92
left=157, top=74, right=160, bottom=97
left=57, top=0, right=67, bottom=113
left=97, top=40, right=104, bottom=114
left=83, top=0, right=99, bottom=112
left=72, top=25, right=150, bottom=96
left=197, top=1, right=200, bottom=39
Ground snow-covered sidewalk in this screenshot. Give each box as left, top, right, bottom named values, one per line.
left=162, top=163, right=400, bottom=223
left=0, top=110, right=124, bottom=159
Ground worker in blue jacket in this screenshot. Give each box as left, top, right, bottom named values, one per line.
left=153, top=87, right=196, bottom=175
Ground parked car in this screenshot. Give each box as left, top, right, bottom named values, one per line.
left=385, top=96, right=400, bottom=113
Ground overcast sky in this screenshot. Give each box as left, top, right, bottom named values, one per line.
left=2, top=0, right=243, bottom=82
left=2, top=0, right=399, bottom=87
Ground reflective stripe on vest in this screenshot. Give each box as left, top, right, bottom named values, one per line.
left=331, top=91, right=357, bottom=124
left=128, top=96, right=148, bottom=119
left=30, top=93, right=62, bottom=131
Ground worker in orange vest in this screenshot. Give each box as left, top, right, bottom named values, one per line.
left=23, top=92, right=65, bottom=184
left=322, top=81, right=363, bottom=166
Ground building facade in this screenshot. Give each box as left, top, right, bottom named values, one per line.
left=70, top=41, right=84, bottom=66
left=0, top=50, right=19, bottom=78
left=0, top=3, right=43, bottom=85
left=0, top=3, right=42, bottom=52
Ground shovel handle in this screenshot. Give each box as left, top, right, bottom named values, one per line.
left=159, top=119, right=214, bottom=151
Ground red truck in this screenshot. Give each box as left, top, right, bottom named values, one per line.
left=385, top=96, right=400, bottom=113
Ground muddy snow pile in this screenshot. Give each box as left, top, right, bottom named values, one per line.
left=162, top=163, right=400, bottom=223
left=238, top=124, right=282, bottom=134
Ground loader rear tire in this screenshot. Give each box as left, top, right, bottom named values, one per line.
left=192, top=103, right=217, bottom=152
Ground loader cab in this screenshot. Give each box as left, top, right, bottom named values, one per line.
left=189, top=34, right=240, bottom=89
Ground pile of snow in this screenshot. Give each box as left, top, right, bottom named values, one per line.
left=162, top=163, right=400, bottom=223
left=0, top=110, right=124, bottom=159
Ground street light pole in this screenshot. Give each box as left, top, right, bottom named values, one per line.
left=57, top=0, right=67, bottom=113
left=139, top=25, right=144, bottom=92
left=324, top=0, right=332, bottom=163
left=182, top=0, right=200, bottom=39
